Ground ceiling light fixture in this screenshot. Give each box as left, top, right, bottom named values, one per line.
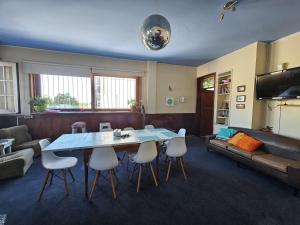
left=220, top=1, right=239, bottom=22
left=141, top=14, right=171, bottom=50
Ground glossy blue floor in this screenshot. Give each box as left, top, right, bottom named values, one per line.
left=1, top=136, right=299, bottom=225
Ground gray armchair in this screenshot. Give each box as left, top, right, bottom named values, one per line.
left=0, top=125, right=42, bottom=157
left=0, top=148, right=34, bottom=180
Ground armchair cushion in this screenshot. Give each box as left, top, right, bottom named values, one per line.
left=13, top=139, right=42, bottom=157
left=0, top=148, right=34, bottom=180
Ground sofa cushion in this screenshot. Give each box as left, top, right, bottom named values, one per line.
left=235, top=134, right=264, bottom=152
left=228, top=132, right=245, bottom=146
left=13, top=140, right=41, bottom=157
left=227, top=145, right=265, bottom=159
left=216, top=128, right=237, bottom=140
left=0, top=125, right=32, bottom=146
left=252, top=154, right=296, bottom=173
left=209, top=139, right=228, bottom=149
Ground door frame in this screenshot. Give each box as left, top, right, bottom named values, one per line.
left=196, top=73, right=216, bottom=136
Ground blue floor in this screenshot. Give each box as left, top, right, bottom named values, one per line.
left=1, top=136, right=300, bottom=225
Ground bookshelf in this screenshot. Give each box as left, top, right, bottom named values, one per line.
left=216, top=71, right=232, bottom=126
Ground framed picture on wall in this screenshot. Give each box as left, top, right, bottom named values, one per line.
left=236, top=95, right=246, bottom=102
left=236, top=104, right=245, bottom=109
left=237, top=85, right=246, bottom=92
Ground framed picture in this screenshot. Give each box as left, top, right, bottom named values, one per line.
left=236, top=104, right=245, bottom=109
left=236, top=95, right=246, bottom=102
left=237, top=85, right=246, bottom=92
left=166, top=97, right=174, bottom=106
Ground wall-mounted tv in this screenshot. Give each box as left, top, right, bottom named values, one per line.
left=256, top=67, right=300, bottom=100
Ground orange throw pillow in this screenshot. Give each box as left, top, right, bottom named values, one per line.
left=228, top=132, right=245, bottom=146
left=235, top=135, right=263, bottom=152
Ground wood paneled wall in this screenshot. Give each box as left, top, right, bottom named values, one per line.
left=0, top=112, right=197, bottom=140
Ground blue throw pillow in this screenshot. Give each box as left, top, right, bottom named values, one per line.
left=216, top=128, right=237, bottom=140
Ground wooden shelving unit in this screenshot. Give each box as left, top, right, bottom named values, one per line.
left=216, top=71, right=232, bottom=126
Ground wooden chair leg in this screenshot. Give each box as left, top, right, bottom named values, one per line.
left=68, top=168, right=75, bottom=182
left=136, top=164, right=142, bottom=193
left=166, top=159, right=172, bottom=182
left=38, top=170, right=51, bottom=201
left=109, top=170, right=117, bottom=199
left=112, top=169, right=119, bottom=188
left=62, top=169, right=70, bottom=195
left=179, top=157, right=187, bottom=180
left=89, top=171, right=100, bottom=201
left=149, top=163, right=158, bottom=187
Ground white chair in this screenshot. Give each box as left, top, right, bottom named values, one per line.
left=178, top=128, right=186, bottom=137
left=72, top=121, right=87, bottom=133
left=89, top=147, right=119, bottom=200
left=165, top=137, right=187, bottom=182
left=123, top=127, right=134, bottom=131
left=38, top=139, right=78, bottom=201
left=144, top=125, right=155, bottom=129
left=130, top=141, right=158, bottom=192
left=99, top=122, right=113, bottom=132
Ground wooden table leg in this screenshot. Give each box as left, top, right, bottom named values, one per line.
left=83, top=149, right=90, bottom=198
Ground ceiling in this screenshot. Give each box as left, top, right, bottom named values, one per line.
left=1, top=0, right=300, bottom=66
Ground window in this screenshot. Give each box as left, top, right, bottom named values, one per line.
left=30, top=73, right=140, bottom=111
left=0, top=62, right=18, bottom=114
left=94, top=76, right=137, bottom=109
left=202, top=76, right=215, bottom=90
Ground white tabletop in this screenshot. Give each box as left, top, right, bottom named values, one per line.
left=44, top=128, right=180, bottom=152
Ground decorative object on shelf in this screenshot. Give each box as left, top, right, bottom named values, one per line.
left=260, top=126, right=273, bottom=133
left=29, top=97, right=49, bottom=112
left=236, top=104, right=245, bottom=109
left=141, top=14, right=171, bottom=50
left=237, top=85, right=246, bottom=92
left=168, top=85, right=172, bottom=91
left=236, top=95, right=246, bottom=102
left=166, top=97, right=174, bottom=106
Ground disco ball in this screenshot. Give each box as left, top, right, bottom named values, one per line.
left=141, top=14, right=171, bottom=50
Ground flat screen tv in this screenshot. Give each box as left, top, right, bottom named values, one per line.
left=256, top=67, right=300, bottom=100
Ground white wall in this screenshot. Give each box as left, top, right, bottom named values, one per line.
left=0, top=45, right=197, bottom=114
left=197, top=43, right=262, bottom=133
left=264, top=32, right=300, bottom=139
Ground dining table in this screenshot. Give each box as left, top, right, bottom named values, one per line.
left=43, top=128, right=180, bottom=197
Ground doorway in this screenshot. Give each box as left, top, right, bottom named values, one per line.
left=196, top=73, right=215, bottom=136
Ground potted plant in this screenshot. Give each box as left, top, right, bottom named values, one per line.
left=128, top=99, right=139, bottom=112
left=29, top=97, right=49, bottom=112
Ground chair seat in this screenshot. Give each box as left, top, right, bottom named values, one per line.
left=43, top=156, right=78, bottom=170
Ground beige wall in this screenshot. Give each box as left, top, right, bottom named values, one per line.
left=264, top=32, right=300, bottom=139
left=197, top=43, right=262, bottom=133
left=0, top=45, right=197, bottom=114
left=156, top=63, right=196, bottom=113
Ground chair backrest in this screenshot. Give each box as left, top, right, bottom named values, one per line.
left=123, top=127, right=134, bottom=131
left=134, top=141, right=157, bottom=164
left=39, top=139, right=57, bottom=168
left=89, top=147, right=118, bottom=171
left=72, top=121, right=87, bottom=133
left=99, top=122, right=113, bottom=132
left=178, top=128, right=186, bottom=137
left=166, top=137, right=187, bottom=157
left=144, top=125, right=155, bottom=129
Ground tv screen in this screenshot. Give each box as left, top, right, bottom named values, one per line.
left=256, top=67, right=300, bottom=99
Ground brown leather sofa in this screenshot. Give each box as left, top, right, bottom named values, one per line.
left=206, top=127, right=300, bottom=196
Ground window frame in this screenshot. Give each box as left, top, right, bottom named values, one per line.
left=0, top=62, right=19, bottom=114
left=29, top=73, right=141, bottom=112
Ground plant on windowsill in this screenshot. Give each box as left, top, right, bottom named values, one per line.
left=29, top=97, right=49, bottom=113
left=128, top=99, right=140, bottom=113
